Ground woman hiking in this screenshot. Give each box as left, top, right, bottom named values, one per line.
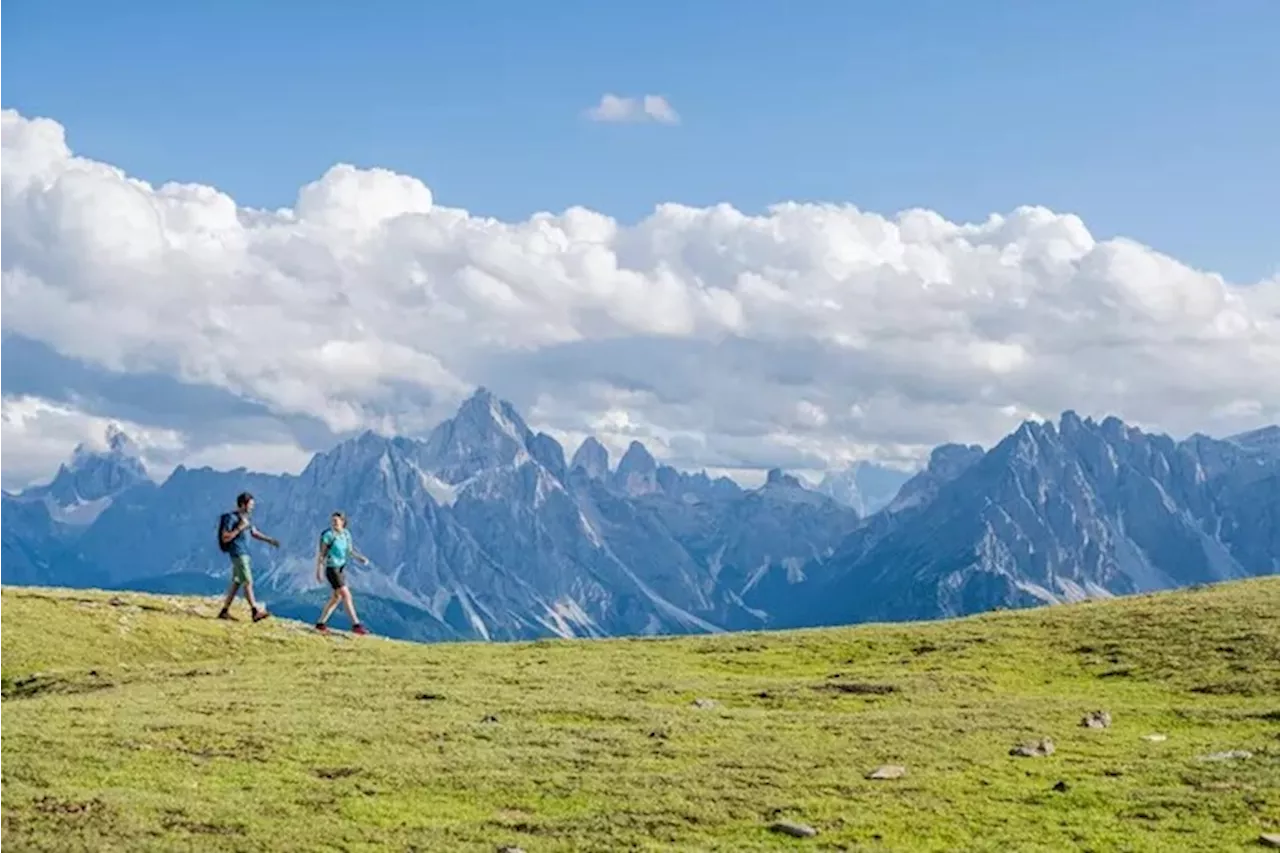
left=314, top=511, right=371, bottom=635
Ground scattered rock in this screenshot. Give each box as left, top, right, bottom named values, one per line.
left=1141, top=734, right=1168, bottom=743
left=1081, top=710, right=1112, bottom=729
left=867, top=765, right=907, bottom=780
left=1010, top=738, right=1056, bottom=758
left=1259, top=834, right=1280, bottom=849
left=481, top=714, right=500, bottom=724
left=414, top=692, right=445, bottom=701
left=1052, top=780, right=1070, bottom=793
left=692, top=698, right=719, bottom=710
left=769, top=821, right=818, bottom=838
left=1198, top=749, right=1252, bottom=762
left=648, top=729, right=669, bottom=740
left=496, top=846, right=527, bottom=853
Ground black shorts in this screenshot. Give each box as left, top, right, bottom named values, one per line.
left=324, top=564, right=347, bottom=590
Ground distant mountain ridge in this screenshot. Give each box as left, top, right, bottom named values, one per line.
left=782, top=411, right=1279, bottom=629
left=3, top=392, right=1276, bottom=643
left=2, top=389, right=859, bottom=640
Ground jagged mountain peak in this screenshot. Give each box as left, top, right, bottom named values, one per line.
left=927, top=442, right=986, bottom=472
left=421, top=388, right=535, bottom=482
left=454, top=387, right=531, bottom=437
left=885, top=442, right=986, bottom=513
left=571, top=437, right=610, bottom=480
left=21, top=424, right=150, bottom=525
left=764, top=468, right=803, bottom=489
left=68, top=423, right=146, bottom=469
left=302, top=430, right=401, bottom=479
left=1228, top=424, right=1280, bottom=459
left=617, top=441, right=656, bottom=472
left=613, top=441, right=659, bottom=496
left=816, top=461, right=913, bottom=517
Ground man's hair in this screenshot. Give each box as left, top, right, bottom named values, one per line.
left=332, top=511, right=345, bottom=522
left=236, top=492, right=254, bottom=508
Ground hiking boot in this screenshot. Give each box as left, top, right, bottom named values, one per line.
left=352, top=623, right=370, bottom=636
left=217, top=609, right=237, bottom=621
left=252, top=608, right=271, bottom=623
left=315, top=622, right=330, bottom=634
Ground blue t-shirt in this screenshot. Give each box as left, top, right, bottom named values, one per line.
left=320, top=528, right=353, bottom=568
left=221, top=512, right=252, bottom=558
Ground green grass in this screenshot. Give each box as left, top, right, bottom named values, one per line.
left=2, top=579, right=1279, bottom=852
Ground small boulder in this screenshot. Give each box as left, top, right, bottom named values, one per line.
left=692, top=698, right=719, bottom=710
left=1259, top=834, right=1280, bottom=849
left=1081, top=710, right=1112, bottom=729
left=1198, top=749, right=1252, bottom=762
left=496, top=847, right=527, bottom=853
left=769, top=821, right=818, bottom=838
left=481, top=714, right=500, bottom=724
left=1141, top=733, right=1168, bottom=743
left=1052, top=780, right=1070, bottom=793
left=867, top=765, right=907, bottom=780
left=1010, top=737, right=1055, bottom=758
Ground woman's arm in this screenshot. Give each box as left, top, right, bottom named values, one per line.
left=350, top=534, right=370, bottom=565
left=316, top=535, right=329, bottom=578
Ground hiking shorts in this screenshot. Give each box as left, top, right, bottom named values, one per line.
left=324, top=564, right=347, bottom=590
left=230, top=554, right=252, bottom=585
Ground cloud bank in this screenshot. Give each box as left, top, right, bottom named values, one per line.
left=585, top=94, right=680, bottom=125
left=2, top=108, right=1277, bottom=489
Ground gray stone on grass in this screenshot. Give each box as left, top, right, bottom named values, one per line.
left=1141, top=733, right=1168, bottom=743
left=1010, top=737, right=1055, bottom=758
left=1258, top=834, right=1280, bottom=849
left=1081, top=710, right=1112, bottom=729
left=692, top=698, right=719, bottom=710
left=1198, top=749, right=1252, bottom=762
left=769, top=821, right=817, bottom=838
left=867, top=765, right=907, bottom=780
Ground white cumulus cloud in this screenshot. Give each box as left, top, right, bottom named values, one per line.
left=1, top=107, right=1277, bottom=490
left=585, top=93, right=680, bottom=125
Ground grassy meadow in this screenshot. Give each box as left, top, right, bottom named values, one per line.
left=2, top=578, right=1278, bottom=851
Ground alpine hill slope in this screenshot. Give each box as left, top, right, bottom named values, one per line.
left=3, top=579, right=1278, bottom=852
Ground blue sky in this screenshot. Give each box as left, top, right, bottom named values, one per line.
left=5, top=0, right=1277, bottom=282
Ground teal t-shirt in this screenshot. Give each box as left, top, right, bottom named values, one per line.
left=320, top=528, right=353, bottom=568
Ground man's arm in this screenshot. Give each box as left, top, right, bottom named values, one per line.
left=250, top=527, right=280, bottom=548
left=220, top=515, right=249, bottom=544
left=316, top=535, right=329, bottom=577
left=350, top=539, right=370, bottom=565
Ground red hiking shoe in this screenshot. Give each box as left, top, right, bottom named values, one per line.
left=352, top=623, right=370, bottom=636
left=217, top=610, right=237, bottom=621
left=252, top=608, right=271, bottom=623
left=315, top=622, right=330, bottom=634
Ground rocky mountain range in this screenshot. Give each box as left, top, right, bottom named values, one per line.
left=3, top=390, right=1276, bottom=642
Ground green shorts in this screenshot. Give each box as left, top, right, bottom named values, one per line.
left=230, top=554, right=252, bottom=585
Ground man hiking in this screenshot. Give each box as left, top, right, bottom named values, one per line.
left=217, top=491, right=279, bottom=622
left=315, top=511, right=371, bottom=635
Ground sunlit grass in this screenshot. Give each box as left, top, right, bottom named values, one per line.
left=3, top=579, right=1278, bottom=851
